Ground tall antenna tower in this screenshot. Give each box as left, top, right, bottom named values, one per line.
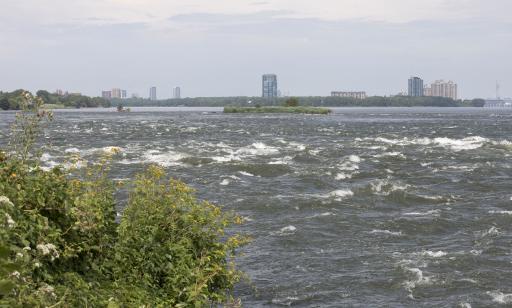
left=496, top=81, right=501, bottom=99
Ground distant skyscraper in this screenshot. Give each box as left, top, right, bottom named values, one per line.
left=121, top=90, right=127, bottom=99
left=149, top=87, right=157, bottom=101
left=173, top=86, right=181, bottom=99
left=262, top=74, right=278, bottom=98
left=111, top=88, right=122, bottom=99
left=102, top=91, right=112, bottom=99
left=429, top=80, right=458, bottom=100
left=408, top=77, right=424, bottom=97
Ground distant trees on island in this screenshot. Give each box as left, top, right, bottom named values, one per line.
left=0, top=89, right=110, bottom=110
left=0, top=90, right=485, bottom=110
left=112, top=96, right=486, bottom=108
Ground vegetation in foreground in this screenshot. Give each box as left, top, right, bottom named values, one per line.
left=0, top=92, right=247, bottom=307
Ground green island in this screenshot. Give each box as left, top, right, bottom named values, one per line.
left=224, top=106, right=331, bottom=114
left=0, top=92, right=247, bottom=307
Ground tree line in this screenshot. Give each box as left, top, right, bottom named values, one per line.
left=112, top=96, right=486, bottom=108
left=0, top=90, right=110, bottom=110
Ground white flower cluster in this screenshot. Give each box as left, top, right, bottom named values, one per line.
left=36, top=243, right=60, bottom=261
left=0, top=196, right=14, bottom=207
left=5, top=213, right=16, bottom=228
left=38, top=284, right=56, bottom=299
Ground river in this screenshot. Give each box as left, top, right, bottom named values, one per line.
left=1, top=107, right=512, bottom=307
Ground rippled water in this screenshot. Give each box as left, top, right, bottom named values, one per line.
left=1, top=107, right=512, bottom=307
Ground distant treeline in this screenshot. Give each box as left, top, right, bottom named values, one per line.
left=0, top=89, right=110, bottom=110
left=113, top=96, right=486, bottom=108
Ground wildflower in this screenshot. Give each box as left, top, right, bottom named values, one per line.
left=34, top=262, right=41, bottom=268
left=5, top=213, right=16, bottom=228
left=36, top=243, right=59, bottom=261
left=0, top=196, right=14, bottom=207
left=23, top=246, right=31, bottom=251
left=16, top=252, right=23, bottom=259
left=10, top=271, right=20, bottom=279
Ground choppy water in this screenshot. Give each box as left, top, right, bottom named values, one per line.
left=1, top=107, right=512, bottom=307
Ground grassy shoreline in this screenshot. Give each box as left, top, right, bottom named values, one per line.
left=224, top=106, right=331, bottom=114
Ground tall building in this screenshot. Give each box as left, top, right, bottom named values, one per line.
left=149, top=87, right=157, bottom=101
left=408, top=77, right=424, bottom=97
left=430, top=80, right=458, bottom=100
left=111, top=88, right=122, bottom=99
left=102, top=91, right=112, bottom=99
left=173, top=86, right=181, bottom=99
left=121, top=90, right=127, bottom=99
left=331, top=91, right=367, bottom=99
left=262, top=74, right=278, bottom=98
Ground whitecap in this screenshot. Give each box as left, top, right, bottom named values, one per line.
left=370, top=229, right=402, bottom=236
left=489, top=210, right=512, bottom=215
left=238, top=171, right=255, bottom=177
left=142, top=150, right=187, bottom=167
left=328, top=189, right=354, bottom=201
left=403, top=210, right=441, bottom=217
left=487, top=291, right=512, bottom=304
left=220, top=179, right=230, bottom=186
left=421, top=250, right=447, bottom=258
left=64, top=148, right=80, bottom=153
left=335, top=172, right=352, bottom=180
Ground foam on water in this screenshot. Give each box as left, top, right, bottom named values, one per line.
left=328, top=189, right=354, bottom=201
left=370, top=229, right=402, bottom=236
left=487, top=291, right=512, bottom=304
left=373, top=136, right=494, bottom=151
left=142, top=149, right=188, bottom=167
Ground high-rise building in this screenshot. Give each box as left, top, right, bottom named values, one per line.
left=262, top=74, right=278, bottom=98
left=423, top=86, right=432, bottom=97
left=331, top=91, right=367, bottom=99
left=149, top=87, right=157, bottom=101
left=173, top=87, right=181, bottom=99
left=430, top=80, right=458, bottom=100
left=121, top=90, right=127, bottom=99
left=102, top=91, right=112, bottom=99
left=111, top=88, right=122, bottom=99
left=408, top=77, right=424, bottom=97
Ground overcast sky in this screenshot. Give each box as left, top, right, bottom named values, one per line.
left=1, top=0, right=511, bottom=99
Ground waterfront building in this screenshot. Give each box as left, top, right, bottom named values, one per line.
left=423, top=86, right=432, bottom=97
left=331, top=91, right=367, bottom=99
left=121, top=90, right=127, bottom=99
left=408, top=77, right=424, bottom=97
left=485, top=98, right=512, bottom=108
left=173, top=86, right=181, bottom=99
left=102, top=91, right=112, bottom=99
left=149, top=86, right=157, bottom=101
left=262, top=74, right=278, bottom=98
left=430, top=80, right=458, bottom=100
left=111, top=88, right=122, bottom=99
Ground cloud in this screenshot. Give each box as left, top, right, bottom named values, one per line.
left=2, top=0, right=511, bottom=28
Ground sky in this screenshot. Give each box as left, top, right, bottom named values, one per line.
left=1, top=0, right=511, bottom=99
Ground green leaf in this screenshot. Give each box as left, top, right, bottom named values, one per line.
left=0, top=279, right=15, bottom=295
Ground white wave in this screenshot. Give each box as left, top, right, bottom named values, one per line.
left=142, top=150, right=187, bottom=167
left=335, top=172, right=352, bottom=180
left=237, top=142, right=279, bottom=156
left=470, top=250, right=482, bottom=256
left=374, top=152, right=406, bottom=159
left=420, top=250, right=447, bottom=258
left=489, top=210, right=512, bottom=215
left=220, top=179, right=230, bottom=186
left=403, top=267, right=434, bottom=292
left=458, top=302, right=472, bottom=308
left=403, top=210, right=441, bottom=217
left=374, top=136, right=491, bottom=151
left=281, top=226, right=296, bottom=232
left=238, top=171, right=256, bottom=177
left=64, top=147, right=80, bottom=153
left=370, top=179, right=410, bottom=196
left=348, top=155, right=361, bottom=163
left=328, top=189, right=354, bottom=201
left=370, top=229, right=402, bottom=236
left=487, top=291, right=512, bottom=304
left=479, top=226, right=502, bottom=237
left=272, top=225, right=297, bottom=236
left=307, top=212, right=336, bottom=219
left=268, top=156, right=293, bottom=165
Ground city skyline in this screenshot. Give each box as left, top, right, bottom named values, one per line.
left=1, top=1, right=511, bottom=99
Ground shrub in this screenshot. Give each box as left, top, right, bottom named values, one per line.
left=283, top=97, right=299, bottom=107
left=0, top=92, right=247, bottom=306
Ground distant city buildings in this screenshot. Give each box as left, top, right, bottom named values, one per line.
left=262, top=74, right=278, bottom=98
left=408, top=77, right=424, bottom=97
left=55, top=89, right=64, bottom=96
left=173, top=86, right=181, bottom=99
left=424, top=80, right=458, bottom=100
left=102, top=88, right=128, bottom=100
left=485, top=98, right=512, bottom=108
left=331, top=91, right=367, bottom=99
left=149, top=87, right=157, bottom=101
left=102, top=91, right=112, bottom=99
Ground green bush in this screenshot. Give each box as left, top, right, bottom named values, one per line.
left=0, top=92, right=247, bottom=307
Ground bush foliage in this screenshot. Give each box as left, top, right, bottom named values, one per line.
left=0, top=92, right=247, bottom=307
